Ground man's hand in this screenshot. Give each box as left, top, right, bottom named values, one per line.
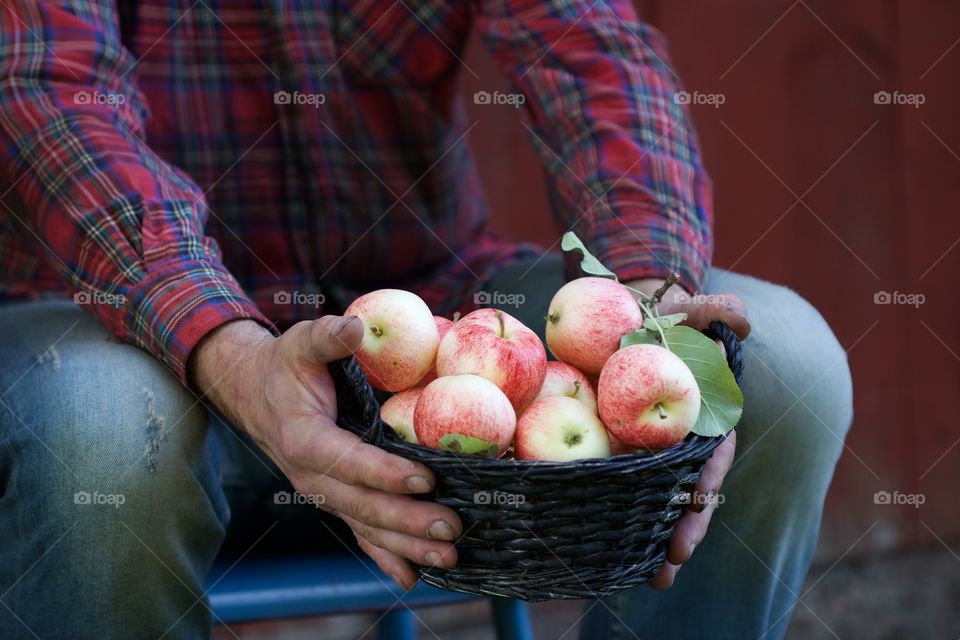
left=190, top=317, right=461, bottom=590
left=626, top=278, right=748, bottom=589
left=628, top=278, right=750, bottom=341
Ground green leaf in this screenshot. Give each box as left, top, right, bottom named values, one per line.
left=438, top=433, right=500, bottom=457
left=621, top=329, right=660, bottom=348
left=660, top=325, right=743, bottom=437
left=649, top=312, right=688, bottom=329
left=560, top=231, right=618, bottom=280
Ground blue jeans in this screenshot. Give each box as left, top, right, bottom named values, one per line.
left=0, top=258, right=852, bottom=639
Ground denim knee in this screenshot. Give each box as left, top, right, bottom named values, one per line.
left=708, top=270, right=854, bottom=495
left=0, top=301, right=228, bottom=638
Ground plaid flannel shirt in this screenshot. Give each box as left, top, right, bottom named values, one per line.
left=0, top=0, right=713, bottom=384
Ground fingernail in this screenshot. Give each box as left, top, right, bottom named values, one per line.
left=685, top=541, right=697, bottom=563
left=424, top=551, right=442, bottom=566
left=404, top=475, right=433, bottom=493
left=428, top=520, right=455, bottom=541
left=337, top=316, right=358, bottom=335
left=390, top=573, right=408, bottom=590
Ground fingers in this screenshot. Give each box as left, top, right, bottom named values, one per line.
left=693, top=432, right=737, bottom=507
left=709, top=293, right=750, bottom=340
left=299, top=422, right=441, bottom=494
left=685, top=293, right=751, bottom=340
left=314, top=474, right=462, bottom=542
left=654, top=433, right=737, bottom=589
left=650, top=559, right=680, bottom=590
left=354, top=532, right=419, bottom=590
left=344, top=513, right=458, bottom=570
left=295, top=315, right=364, bottom=364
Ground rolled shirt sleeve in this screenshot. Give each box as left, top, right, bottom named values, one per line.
left=0, top=1, right=272, bottom=383
left=477, top=0, right=714, bottom=292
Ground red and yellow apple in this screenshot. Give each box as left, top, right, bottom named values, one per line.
left=545, top=277, right=643, bottom=376
left=598, top=344, right=701, bottom=451
left=534, top=361, right=597, bottom=413
left=380, top=388, right=422, bottom=443
left=416, top=315, right=455, bottom=387
left=436, top=309, right=546, bottom=413
left=515, top=396, right=611, bottom=461
left=344, top=289, right=440, bottom=392
left=414, top=374, right=516, bottom=456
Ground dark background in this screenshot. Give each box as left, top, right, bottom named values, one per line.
left=464, top=0, right=960, bottom=561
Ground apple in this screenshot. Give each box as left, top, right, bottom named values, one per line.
left=414, top=374, right=516, bottom=456
left=380, top=389, right=422, bottom=444
left=515, top=396, right=611, bottom=461
left=436, top=308, right=546, bottom=413
left=416, top=315, right=456, bottom=387
left=545, top=277, right=644, bottom=376
left=535, top=361, right=597, bottom=413
left=344, top=289, right=440, bottom=392
left=607, top=432, right=636, bottom=456
left=598, top=344, right=701, bottom=451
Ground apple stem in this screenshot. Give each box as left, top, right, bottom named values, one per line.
left=650, top=272, right=679, bottom=305
left=452, top=311, right=461, bottom=323
left=495, top=310, right=505, bottom=338
left=630, top=294, right=669, bottom=350
left=656, top=403, right=668, bottom=420
left=370, top=325, right=383, bottom=337
left=572, top=379, right=581, bottom=398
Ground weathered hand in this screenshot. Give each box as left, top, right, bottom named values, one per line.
left=626, top=277, right=746, bottom=588
left=190, top=316, right=462, bottom=590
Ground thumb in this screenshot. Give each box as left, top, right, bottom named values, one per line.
left=299, top=315, right=364, bottom=364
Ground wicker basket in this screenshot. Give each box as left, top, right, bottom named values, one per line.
left=329, top=321, right=744, bottom=601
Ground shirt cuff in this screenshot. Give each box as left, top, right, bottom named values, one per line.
left=587, top=209, right=709, bottom=295
left=125, top=259, right=275, bottom=385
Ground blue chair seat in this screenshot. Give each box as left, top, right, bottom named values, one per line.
left=206, top=552, right=533, bottom=639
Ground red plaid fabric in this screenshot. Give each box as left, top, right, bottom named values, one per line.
left=0, top=0, right=713, bottom=383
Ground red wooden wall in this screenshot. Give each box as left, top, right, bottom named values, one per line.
left=464, top=0, right=960, bottom=558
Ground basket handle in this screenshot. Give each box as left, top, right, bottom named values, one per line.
left=330, top=320, right=745, bottom=444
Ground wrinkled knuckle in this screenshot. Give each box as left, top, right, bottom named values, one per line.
left=275, top=426, right=304, bottom=465
left=354, top=521, right=382, bottom=547
left=332, top=454, right=361, bottom=485
left=348, top=494, right=377, bottom=525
